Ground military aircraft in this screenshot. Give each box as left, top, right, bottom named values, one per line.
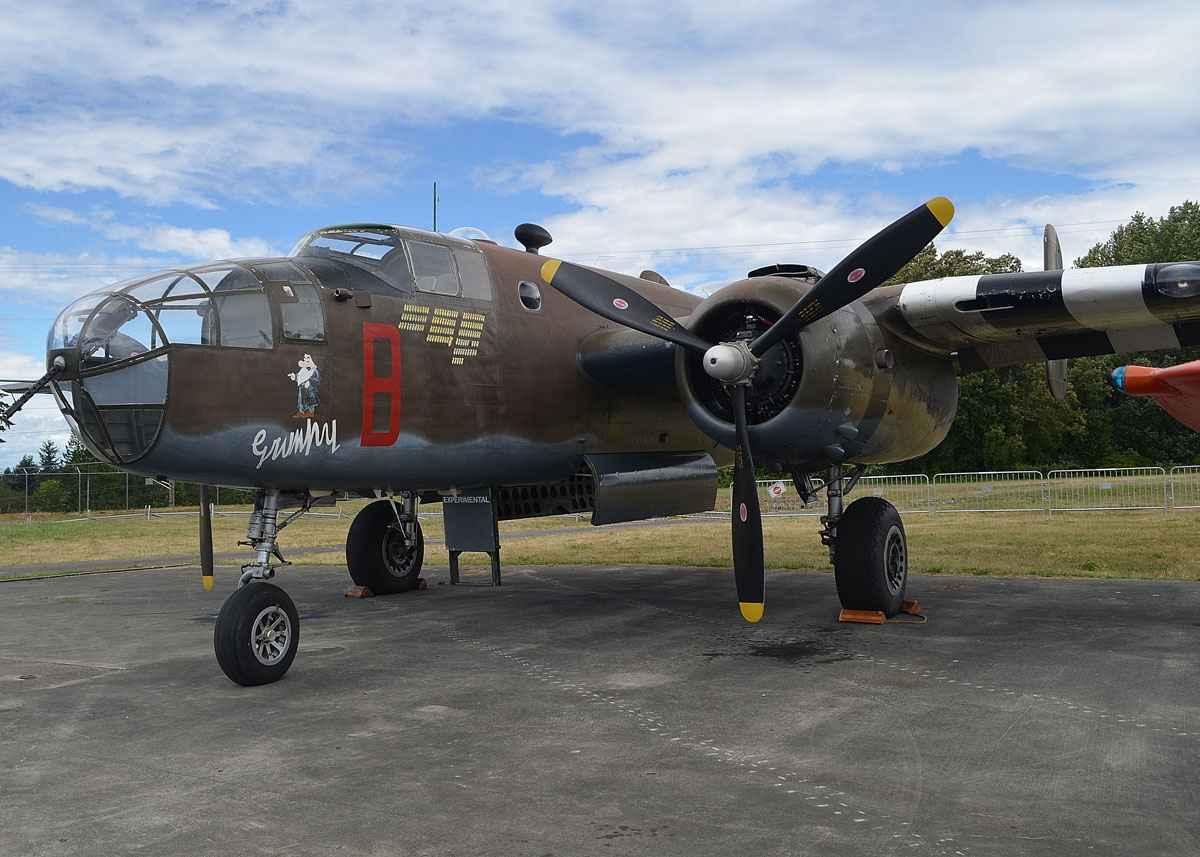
left=6, top=197, right=1200, bottom=686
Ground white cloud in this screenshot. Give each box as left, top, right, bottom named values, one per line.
left=100, top=224, right=277, bottom=260
left=0, top=0, right=1198, bottom=277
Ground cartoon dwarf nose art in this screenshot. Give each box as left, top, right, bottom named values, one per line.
left=288, top=353, right=321, bottom=418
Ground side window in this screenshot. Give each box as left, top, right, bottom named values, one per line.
left=193, top=266, right=273, bottom=350
left=256, top=261, right=326, bottom=343
left=213, top=293, right=273, bottom=348
left=453, top=247, right=493, bottom=301
left=278, top=281, right=326, bottom=341
left=410, top=241, right=459, bottom=296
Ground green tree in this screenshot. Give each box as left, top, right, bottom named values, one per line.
left=37, top=439, right=61, bottom=473
left=30, top=479, right=69, bottom=512
left=1074, top=202, right=1200, bottom=268
left=0, top=479, right=21, bottom=514
left=885, top=244, right=1022, bottom=285
left=63, top=433, right=93, bottom=465
left=5, top=454, right=37, bottom=494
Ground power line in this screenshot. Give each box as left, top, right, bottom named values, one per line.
left=556, top=219, right=1127, bottom=263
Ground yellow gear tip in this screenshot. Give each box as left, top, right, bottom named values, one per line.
left=540, top=259, right=562, bottom=283
left=739, top=602, right=764, bottom=623
left=203, top=575, right=214, bottom=591
left=926, top=197, right=955, bottom=228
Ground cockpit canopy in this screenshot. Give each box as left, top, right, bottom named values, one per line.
left=289, top=224, right=493, bottom=300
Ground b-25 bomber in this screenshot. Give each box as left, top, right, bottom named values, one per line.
left=7, top=197, right=1200, bottom=685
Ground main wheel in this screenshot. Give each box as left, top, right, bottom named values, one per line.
left=214, top=582, right=300, bottom=686
left=346, top=499, right=424, bottom=594
left=833, top=497, right=907, bottom=617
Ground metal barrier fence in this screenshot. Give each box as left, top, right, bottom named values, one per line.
left=736, top=467, right=1195, bottom=516
left=744, top=474, right=930, bottom=516
left=1047, top=467, right=1168, bottom=515
left=10, top=466, right=1200, bottom=524
left=933, top=471, right=1046, bottom=514
left=1170, top=466, right=1200, bottom=510
left=856, top=474, right=931, bottom=514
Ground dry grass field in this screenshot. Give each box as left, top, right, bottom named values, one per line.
left=2, top=503, right=1199, bottom=582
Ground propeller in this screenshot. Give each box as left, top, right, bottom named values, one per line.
left=541, top=198, right=953, bottom=622
left=200, top=485, right=214, bottom=590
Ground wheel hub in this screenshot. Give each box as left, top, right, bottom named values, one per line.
left=884, top=526, right=906, bottom=594
left=251, top=606, right=292, bottom=666
left=382, top=524, right=418, bottom=577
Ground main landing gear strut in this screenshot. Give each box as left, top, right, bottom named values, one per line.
left=818, top=465, right=909, bottom=617
left=213, top=490, right=426, bottom=686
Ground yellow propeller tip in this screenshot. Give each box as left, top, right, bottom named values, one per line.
left=540, top=259, right=562, bottom=283
left=926, top=197, right=955, bottom=228
left=203, top=576, right=214, bottom=591
left=739, top=602, right=764, bottom=623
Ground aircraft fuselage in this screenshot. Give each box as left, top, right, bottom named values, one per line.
left=47, top=225, right=719, bottom=496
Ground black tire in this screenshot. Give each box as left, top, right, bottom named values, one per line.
left=833, top=497, right=907, bottom=617
left=346, top=500, right=424, bottom=594
left=214, top=583, right=300, bottom=686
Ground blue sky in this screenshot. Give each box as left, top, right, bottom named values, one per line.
left=3, top=0, right=1200, bottom=468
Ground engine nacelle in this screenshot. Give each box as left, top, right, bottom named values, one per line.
left=675, top=277, right=960, bottom=470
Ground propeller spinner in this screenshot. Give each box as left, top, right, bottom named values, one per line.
left=541, top=198, right=954, bottom=621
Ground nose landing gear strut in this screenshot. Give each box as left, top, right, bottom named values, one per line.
left=213, top=489, right=312, bottom=686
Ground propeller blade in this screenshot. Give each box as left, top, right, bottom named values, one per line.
left=199, top=485, right=214, bottom=590
left=729, top=386, right=765, bottom=622
left=541, top=259, right=712, bottom=353
left=750, top=197, right=954, bottom=356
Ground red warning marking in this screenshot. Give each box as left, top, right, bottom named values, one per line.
left=739, top=503, right=748, bottom=522
left=848, top=268, right=866, bottom=283
left=613, top=298, right=629, bottom=310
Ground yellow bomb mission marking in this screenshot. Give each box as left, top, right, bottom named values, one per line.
left=398, top=304, right=487, bottom=365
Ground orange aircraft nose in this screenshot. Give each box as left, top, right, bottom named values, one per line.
left=1112, top=365, right=1175, bottom=397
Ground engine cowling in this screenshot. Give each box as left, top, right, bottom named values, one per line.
left=675, top=276, right=960, bottom=470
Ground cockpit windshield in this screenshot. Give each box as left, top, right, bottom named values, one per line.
left=289, top=226, right=412, bottom=293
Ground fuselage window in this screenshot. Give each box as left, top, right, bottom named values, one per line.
left=518, top=281, right=542, bottom=311
left=453, top=247, right=493, bottom=301
left=409, top=241, right=459, bottom=296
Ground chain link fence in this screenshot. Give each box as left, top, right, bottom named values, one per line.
left=0, top=467, right=257, bottom=519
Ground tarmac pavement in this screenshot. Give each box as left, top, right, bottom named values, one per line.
left=1, top=562, right=1198, bottom=856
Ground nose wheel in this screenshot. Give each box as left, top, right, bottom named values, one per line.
left=214, top=582, right=300, bottom=686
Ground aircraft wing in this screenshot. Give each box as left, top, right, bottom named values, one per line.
left=1112, top=360, right=1200, bottom=432
left=1, top=379, right=49, bottom=395
left=895, top=261, right=1200, bottom=371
